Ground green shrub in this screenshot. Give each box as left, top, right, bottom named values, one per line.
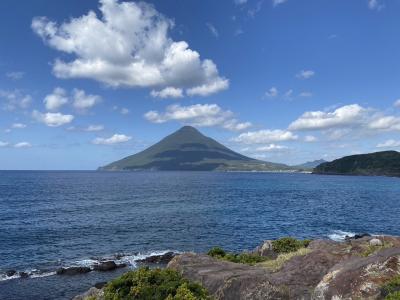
left=272, top=237, right=311, bottom=254
left=207, top=248, right=268, bottom=265
left=382, top=276, right=400, bottom=299
left=386, top=291, right=400, bottom=300
left=103, top=267, right=210, bottom=300
left=207, top=247, right=226, bottom=258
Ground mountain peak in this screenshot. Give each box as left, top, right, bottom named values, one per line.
left=99, top=126, right=292, bottom=171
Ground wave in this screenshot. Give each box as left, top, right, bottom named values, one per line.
left=0, top=250, right=178, bottom=282
left=327, top=230, right=356, bottom=242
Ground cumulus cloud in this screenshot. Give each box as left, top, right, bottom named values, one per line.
left=11, top=123, right=27, bottom=129
left=92, top=134, right=131, bottom=145
left=394, top=99, right=400, bottom=107
left=6, top=71, right=25, bottom=80
left=377, top=139, right=400, bottom=148
left=0, top=90, right=32, bottom=111
left=150, top=87, right=183, bottom=99
left=72, top=89, right=101, bottom=112
left=296, top=70, right=315, bottom=79
left=44, top=87, right=69, bottom=111
left=33, top=110, right=74, bottom=127
left=265, top=87, right=278, bottom=98
left=14, top=142, right=32, bottom=148
left=304, top=135, right=317, bottom=142
left=85, top=124, right=104, bottom=131
left=232, top=129, right=298, bottom=144
left=289, top=104, right=367, bottom=131
left=273, top=0, right=288, bottom=7
left=255, top=144, right=288, bottom=152
left=144, top=103, right=251, bottom=131
left=368, top=0, right=384, bottom=11
left=32, top=0, right=228, bottom=97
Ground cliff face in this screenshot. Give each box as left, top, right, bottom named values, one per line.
left=313, top=151, right=400, bottom=177
left=168, top=236, right=400, bottom=300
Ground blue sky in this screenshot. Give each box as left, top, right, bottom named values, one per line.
left=1, top=0, right=400, bottom=169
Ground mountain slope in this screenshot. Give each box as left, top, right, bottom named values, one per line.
left=99, top=126, right=292, bottom=171
left=294, top=159, right=327, bottom=170
left=313, top=151, right=400, bottom=177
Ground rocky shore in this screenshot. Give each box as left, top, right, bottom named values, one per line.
left=75, top=235, right=400, bottom=300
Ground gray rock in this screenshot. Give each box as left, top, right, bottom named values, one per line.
left=56, top=267, right=91, bottom=276
left=370, top=238, right=383, bottom=247
left=253, top=240, right=277, bottom=258
left=19, top=272, right=29, bottom=278
left=137, top=251, right=176, bottom=264
left=6, top=270, right=16, bottom=277
left=93, top=261, right=117, bottom=272
left=73, top=287, right=104, bottom=300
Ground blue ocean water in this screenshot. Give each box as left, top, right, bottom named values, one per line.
left=1, top=171, right=400, bottom=299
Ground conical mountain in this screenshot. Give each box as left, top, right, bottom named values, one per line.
left=99, top=126, right=291, bottom=171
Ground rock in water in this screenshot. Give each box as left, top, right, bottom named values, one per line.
left=6, top=270, right=16, bottom=277
left=137, top=252, right=176, bottom=264
left=56, top=267, right=91, bottom=275
left=19, top=272, right=29, bottom=278
left=93, top=261, right=117, bottom=272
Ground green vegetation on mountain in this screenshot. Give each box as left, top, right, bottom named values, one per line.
left=313, top=151, right=400, bottom=177
left=99, top=126, right=294, bottom=171
left=103, top=267, right=211, bottom=300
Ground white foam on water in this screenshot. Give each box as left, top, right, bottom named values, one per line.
left=29, top=271, right=57, bottom=279
left=328, top=230, right=356, bottom=242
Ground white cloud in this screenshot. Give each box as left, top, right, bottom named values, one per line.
left=150, top=87, right=183, bottom=99
left=12, top=123, right=27, bottom=129
left=265, top=87, right=278, bottom=98
left=299, top=92, right=313, bottom=97
left=14, top=142, right=32, bottom=148
left=234, top=0, right=247, bottom=4
left=283, top=89, right=293, bottom=100
left=206, top=23, right=219, bottom=38
left=85, top=124, right=104, bottom=132
left=232, top=129, right=298, bottom=144
left=144, top=103, right=251, bottom=131
left=368, top=0, right=384, bottom=11
left=255, top=144, right=288, bottom=152
left=44, top=87, right=69, bottom=111
left=33, top=110, right=74, bottom=127
left=120, top=108, right=130, bottom=115
left=368, top=115, right=400, bottom=130
left=273, top=0, right=288, bottom=7
left=289, top=104, right=366, bottom=131
left=304, top=135, right=317, bottom=142
left=72, top=89, right=101, bottom=111
left=0, top=90, right=32, bottom=111
left=92, top=134, right=131, bottom=145
left=6, top=71, right=25, bottom=80
left=377, top=139, right=400, bottom=148
left=32, top=0, right=228, bottom=97
left=394, top=99, right=400, bottom=107
left=0, top=141, right=10, bottom=147
left=296, top=70, right=315, bottom=80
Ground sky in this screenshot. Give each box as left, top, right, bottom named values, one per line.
left=1, top=0, right=400, bottom=170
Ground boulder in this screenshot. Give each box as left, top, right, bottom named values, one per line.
left=137, top=252, right=176, bottom=264
left=19, top=272, right=29, bottom=278
left=73, top=287, right=104, bottom=300
left=6, top=270, right=16, bottom=277
left=253, top=240, right=277, bottom=258
left=93, top=261, right=117, bottom=272
left=370, top=238, right=383, bottom=247
left=94, top=281, right=107, bottom=289
left=56, top=267, right=91, bottom=276
left=313, top=247, right=400, bottom=299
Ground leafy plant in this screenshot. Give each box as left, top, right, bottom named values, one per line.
left=272, top=237, right=311, bottom=254
left=381, top=276, right=400, bottom=299
left=103, top=267, right=210, bottom=300
left=207, top=248, right=268, bottom=265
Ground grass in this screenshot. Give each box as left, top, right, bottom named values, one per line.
left=360, top=241, right=393, bottom=257
left=258, top=247, right=311, bottom=272
left=102, top=267, right=211, bottom=300
left=381, top=275, right=400, bottom=299
left=207, top=247, right=269, bottom=265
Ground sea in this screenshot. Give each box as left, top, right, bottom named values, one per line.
left=1, top=171, right=399, bottom=299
